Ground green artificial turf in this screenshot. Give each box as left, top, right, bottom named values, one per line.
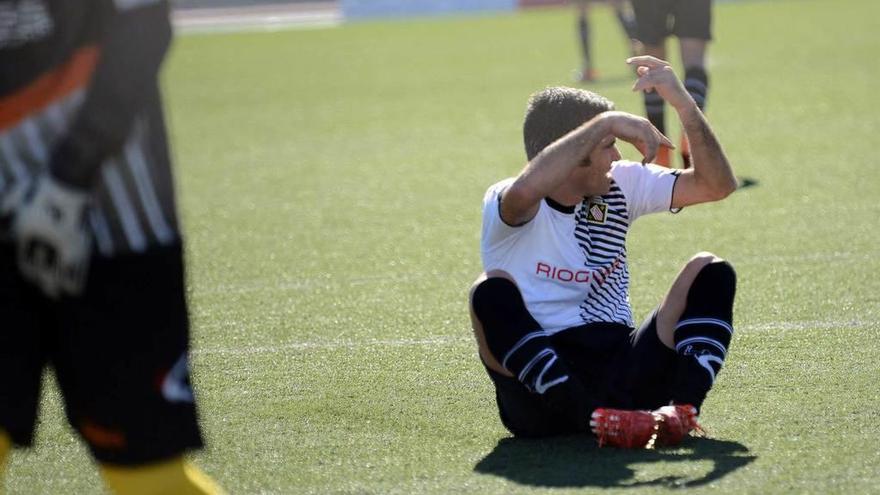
left=5, top=0, right=879, bottom=492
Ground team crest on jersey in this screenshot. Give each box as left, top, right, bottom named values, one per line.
left=586, top=201, right=607, bottom=224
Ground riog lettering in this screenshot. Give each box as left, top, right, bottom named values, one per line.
left=535, top=262, right=591, bottom=284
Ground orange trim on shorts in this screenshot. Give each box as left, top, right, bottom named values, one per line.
left=0, top=45, right=100, bottom=131
left=80, top=419, right=127, bottom=450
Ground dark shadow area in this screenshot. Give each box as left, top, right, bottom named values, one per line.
left=474, top=435, right=755, bottom=488
left=736, top=176, right=759, bottom=190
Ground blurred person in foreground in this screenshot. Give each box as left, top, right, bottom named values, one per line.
left=573, top=0, right=640, bottom=83
left=631, top=0, right=713, bottom=167
left=0, top=0, right=223, bottom=493
left=469, top=56, right=738, bottom=448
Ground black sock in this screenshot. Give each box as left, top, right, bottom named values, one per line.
left=472, top=278, right=570, bottom=394
left=672, top=261, right=736, bottom=410
left=472, top=277, right=594, bottom=430
left=577, top=14, right=591, bottom=69
left=644, top=91, right=665, bottom=136
left=684, top=66, right=709, bottom=112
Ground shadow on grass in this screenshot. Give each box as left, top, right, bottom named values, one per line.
left=736, top=176, right=759, bottom=191
left=474, top=435, right=755, bottom=488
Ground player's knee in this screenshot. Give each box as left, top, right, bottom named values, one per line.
left=468, top=272, right=529, bottom=375
left=469, top=270, right=518, bottom=316
left=688, top=256, right=737, bottom=309
left=469, top=271, right=521, bottom=341
left=684, top=252, right=735, bottom=292
left=686, top=251, right=721, bottom=270
left=688, top=251, right=734, bottom=280
left=703, top=258, right=736, bottom=291
left=480, top=269, right=516, bottom=285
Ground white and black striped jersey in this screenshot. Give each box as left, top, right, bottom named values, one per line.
left=0, top=0, right=179, bottom=256
left=481, top=161, right=679, bottom=333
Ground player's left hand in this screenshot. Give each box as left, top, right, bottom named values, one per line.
left=13, top=174, right=93, bottom=298
left=627, top=56, right=693, bottom=110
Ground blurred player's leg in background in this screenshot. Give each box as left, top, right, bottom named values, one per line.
left=678, top=39, right=709, bottom=168
left=630, top=0, right=670, bottom=165
left=575, top=1, right=640, bottom=83
left=671, top=0, right=712, bottom=168
left=640, top=41, right=669, bottom=166
left=574, top=0, right=596, bottom=82
left=610, top=0, right=640, bottom=57
left=633, top=0, right=713, bottom=168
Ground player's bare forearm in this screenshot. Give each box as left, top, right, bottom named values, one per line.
left=676, top=104, right=737, bottom=203
left=502, top=115, right=611, bottom=225
left=503, top=110, right=669, bottom=224
left=627, top=56, right=735, bottom=208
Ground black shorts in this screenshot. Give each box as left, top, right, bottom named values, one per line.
left=486, top=309, right=678, bottom=437
left=0, top=242, right=203, bottom=465
left=631, top=0, right=713, bottom=44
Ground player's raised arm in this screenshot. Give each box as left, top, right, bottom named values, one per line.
left=51, top=0, right=173, bottom=188
left=11, top=1, right=174, bottom=297
left=502, top=110, right=672, bottom=226
left=627, top=56, right=737, bottom=208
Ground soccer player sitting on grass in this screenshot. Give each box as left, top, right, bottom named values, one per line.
left=469, top=56, right=738, bottom=448
left=0, top=0, right=223, bottom=492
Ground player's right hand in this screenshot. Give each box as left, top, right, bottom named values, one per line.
left=13, top=174, right=93, bottom=298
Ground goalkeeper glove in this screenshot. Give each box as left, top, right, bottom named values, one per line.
left=13, top=174, right=92, bottom=298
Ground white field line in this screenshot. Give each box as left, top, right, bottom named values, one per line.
left=173, top=3, right=341, bottom=35
left=195, top=335, right=471, bottom=356
left=193, top=319, right=877, bottom=356
left=732, top=251, right=875, bottom=265
left=193, top=273, right=416, bottom=295
left=743, top=319, right=876, bottom=332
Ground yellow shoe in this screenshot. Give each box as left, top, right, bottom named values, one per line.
left=101, top=457, right=225, bottom=495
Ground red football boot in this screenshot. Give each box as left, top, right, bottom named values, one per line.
left=653, top=404, right=700, bottom=447
left=591, top=404, right=701, bottom=449
left=590, top=408, right=658, bottom=448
